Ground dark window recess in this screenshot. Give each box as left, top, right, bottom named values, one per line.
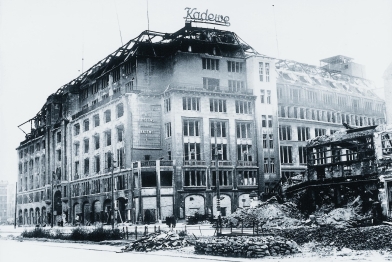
left=141, top=171, right=157, bottom=187
left=160, top=171, right=173, bottom=186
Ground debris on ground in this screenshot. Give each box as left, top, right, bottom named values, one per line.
left=121, top=231, right=189, bottom=252
left=194, top=236, right=299, bottom=258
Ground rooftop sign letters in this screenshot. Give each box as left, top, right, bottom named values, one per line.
left=184, top=7, right=230, bottom=26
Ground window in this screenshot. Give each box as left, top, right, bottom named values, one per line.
left=165, top=122, right=172, bottom=138
left=265, top=63, right=270, bottom=82
left=93, top=115, right=100, bottom=127
left=262, top=115, right=273, bottom=128
left=203, top=77, right=220, bottom=90
left=212, top=170, right=232, bottom=186
left=209, top=98, right=226, bottom=112
left=81, top=88, right=89, bottom=100
left=183, top=97, right=200, bottom=111
left=94, top=155, right=100, bottom=173
left=299, top=147, right=307, bottom=164
left=263, top=134, right=274, bottom=149
left=211, top=143, right=228, bottom=160
left=35, top=143, right=40, bottom=152
left=92, top=99, right=98, bottom=105
left=315, top=128, right=326, bottom=137
left=105, top=152, right=113, bottom=169
left=74, top=124, right=80, bottom=136
left=307, top=90, right=317, bottom=102
left=117, top=148, right=125, bottom=168
left=164, top=98, right=171, bottom=112
left=227, top=61, right=244, bottom=73
left=57, top=132, right=61, bottom=143
left=183, top=143, right=201, bottom=160
left=266, top=90, right=271, bottom=104
left=183, top=119, right=200, bottom=136
left=236, top=122, right=252, bottom=138
left=352, top=99, right=359, bottom=109
left=279, top=126, right=292, bottom=140
left=91, top=83, right=99, bottom=94
left=280, top=146, right=293, bottom=164
left=83, top=120, right=89, bottom=132
left=117, top=126, right=124, bottom=142
left=264, top=158, right=275, bottom=173
left=235, top=100, right=252, bottom=114
left=117, top=103, right=124, bottom=118
left=105, top=130, right=111, bottom=146
left=75, top=161, right=80, bottom=176
left=259, top=62, right=264, bottom=81
left=160, top=171, right=172, bottom=186
left=84, top=158, right=89, bottom=175
left=290, top=89, right=301, bottom=103
left=84, top=139, right=89, bottom=153
left=202, top=58, right=219, bottom=70
left=74, top=143, right=80, bottom=156
left=228, top=80, right=245, bottom=92
left=104, top=110, right=111, bottom=123
left=237, top=144, right=252, bottom=161
left=260, top=90, right=265, bottom=103
left=211, top=121, right=227, bottom=137
left=57, top=150, right=61, bottom=161
left=338, top=96, right=347, bottom=106
left=238, top=170, right=257, bottom=185
left=184, top=170, right=206, bottom=186
left=94, top=134, right=100, bottom=150
left=323, top=93, right=333, bottom=104
left=297, top=127, right=310, bottom=141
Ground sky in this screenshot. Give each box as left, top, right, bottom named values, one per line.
left=0, top=0, right=391, bottom=184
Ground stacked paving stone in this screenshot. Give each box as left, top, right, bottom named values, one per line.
left=194, top=236, right=299, bottom=258
left=122, top=232, right=189, bottom=252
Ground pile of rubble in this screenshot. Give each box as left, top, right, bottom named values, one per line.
left=276, top=225, right=392, bottom=250
left=194, top=236, right=299, bottom=258
left=122, top=232, right=189, bottom=252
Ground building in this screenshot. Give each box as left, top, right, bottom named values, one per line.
left=0, top=181, right=8, bottom=223
left=16, top=22, right=386, bottom=226
left=276, top=56, right=386, bottom=186
left=7, top=183, right=16, bottom=224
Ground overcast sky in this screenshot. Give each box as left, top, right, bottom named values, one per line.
left=0, top=0, right=391, bottom=184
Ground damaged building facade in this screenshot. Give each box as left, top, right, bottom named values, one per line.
left=16, top=22, right=280, bottom=226
left=16, top=21, right=387, bottom=226
left=276, top=55, right=386, bottom=187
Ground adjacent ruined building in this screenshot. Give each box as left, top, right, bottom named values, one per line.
left=16, top=22, right=386, bottom=226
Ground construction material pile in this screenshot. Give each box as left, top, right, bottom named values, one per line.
left=194, top=236, right=299, bottom=258
left=122, top=232, right=189, bottom=252
left=275, top=225, right=392, bottom=250
left=223, top=199, right=304, bottom=229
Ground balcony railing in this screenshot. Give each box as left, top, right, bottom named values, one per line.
left=166, top=83, right=254, bottom=95
left=140, top=161, right=156, bottom=167
left=236, top=161, right=257, bottom=167
left=184, top=160, right=207, bottom=166
left=160, top=160, right=174, bottom=166
left=210, top=160, right=234, bottom=167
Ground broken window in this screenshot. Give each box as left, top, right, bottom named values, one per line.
left=141, top=171, right=157, bottom=187
left=184, top=170, right=206, bottom=186
left=117, top=103, right=124, bottom=118
left=160, top=171, right=173, bottom=186
left=212, top=170, right=232, bottom=186
left=238, top=170, right=257, bottom=185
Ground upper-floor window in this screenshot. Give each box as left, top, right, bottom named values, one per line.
left=229, top=80, right=246, bottom=94
left=56, top=132, right=61, bottom=143
left=105, top=130, right=112, bottom=146
left=74, top=124, right=80, bottom=136
left=117, top=126, right=124, bottom=142
left=352, top=99, right=359, bottom=109
left=183, top=97, right=200, bottom=111
left=323, top=93, right=333, bottom=105
left=164, top=98, right=171, bottom=112
left=84, top=139, right=89, bottom=153
left=91, top=83, right=99, bottom=94
left=280, top=146, right=293, bottom=164
left=266, top=90, right=271, bottom=104
left=265, top=63, right=270, bottom=82
left=183, top=119, right=200, bottom=136
left=279, top=125, right=292, bottom=140
left=262, top=115, right=273, bottom=128
left=203, top=77, right=219, bottom=91
left=104, top=110, right=111, bottom=123
left=290, top=88, right=301, bottom=103
left=236, top=122, right=252, bottom=138
left=299, top=147, right=307, bottom=164
left=74, top=143, right=80, bottom=156
left=209, top=99, right=226, bottom=113
left=315, top=128, right=326, bottom=137
left=259, top=62, right=264, bottom=81
left=202, top=58, right=219, bottom=70
left=83, top=119, right=89, bottom=132
left=297, top=127, right=310, bottom=141
left=94, top=134, right=100, bottom=150
left=227, top=61, right=244, bottom=73
left=235, top=100, right=252, bottom=114
left=165, top=123, right=172, bottom=138
left=211, top=121, right=227, bottom=138
left=93, top=114, right=100, bottom=127
left=117, top=103, right=124, bottom=118
left=307, top=90, right=317, bottom=102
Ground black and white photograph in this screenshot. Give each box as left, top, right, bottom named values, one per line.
left=0, top=0, right=392, bottom=261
